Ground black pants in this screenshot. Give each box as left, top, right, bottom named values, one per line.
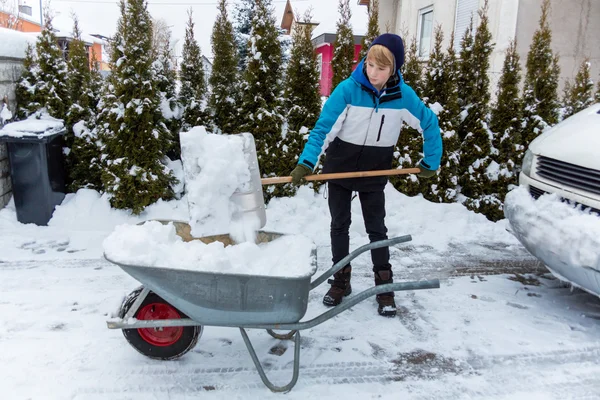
left=328, top=182, right=390, bottom=269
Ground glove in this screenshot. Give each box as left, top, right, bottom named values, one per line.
left=290, top=164, right=312, bottom=185
left=417, top=164, right=437, bottom=179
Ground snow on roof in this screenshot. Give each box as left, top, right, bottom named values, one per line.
left=52, top=14, right=108, bottom=45
left=0, top=27, right=38, bottom=59
left=0, top=26, right=105, bottom=61
left=53, top=29, right=107, bottom=46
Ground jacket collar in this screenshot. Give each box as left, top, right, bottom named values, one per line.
left=351, top=59, right=402, bottom=98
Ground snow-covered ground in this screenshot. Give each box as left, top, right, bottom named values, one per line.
left=1, top=186, right=600, bottom=399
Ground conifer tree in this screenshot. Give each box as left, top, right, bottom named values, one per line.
left=154, top=30, right=182, bottom=159
left=436, top=32, right=462, bottom=203
left=238, top=0, right=284, bottom=202
left=521, top=0, right=560, bottom=147
left=560, top=79, right=572, bottom=119
left=422, top=26, right=445, bottom=104
left=233, top=0, right=254, bottom=71
left=490, top=38, right=523, bottom=166
left=279, top=27, right=293, bottom=73
left=209, top=0, right=239, bottom=134
left=563, top=58, right=594, bottom=118
left=89, top=49, right=104, bottom=106
left=15, top=44, right=41, bottom=119
left=487, top=38, right=523, bottom=219
left=331, top=0, right=355, bottom=91
left=179, top=9, right=207, bottom=136
left=278, top=10, right=322, bottom=198
left=65, top=17, right=102, bottom=191
left=457, top=1, right=498, bottom=219
left=456, top=17, right=475, bottom=141
left=95, top=2, right=126, bottom=189
left=391, top=36, right=425, bottom=196
left=401, top=36, right=422, bottom=94
left=421, top=27, right=461, bottom=203
left=595, top=78, right=600, bottom=103
left=65, top=18, right=94, bottom=125
left=97, top=0, right=176, bottom=214
left=35, top=14, right=69, bottom=120
left=358, top=0, right=379, bottom=61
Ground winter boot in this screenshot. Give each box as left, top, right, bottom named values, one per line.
left=374, top=266, right=396, bottom=317
left=323, top=266, right=352, bottom=306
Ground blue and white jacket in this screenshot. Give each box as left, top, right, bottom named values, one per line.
left=298, top=60, right=442, bottom=191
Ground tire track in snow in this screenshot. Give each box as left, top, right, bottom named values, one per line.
left=71, top=346, right=600, bottom=396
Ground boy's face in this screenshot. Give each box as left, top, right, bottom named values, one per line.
left=366, top=58, right=393, bottom=89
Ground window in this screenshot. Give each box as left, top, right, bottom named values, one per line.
left=316, top=53, right=323, bottom=78
left=417, top=6, right=434, bottom=58
left=454, top=0, right=479, bottom=52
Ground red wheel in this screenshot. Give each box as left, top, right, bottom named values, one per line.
left=136, top=303, right=184, bottom=346
left=119, top=287, right=202, bottom=360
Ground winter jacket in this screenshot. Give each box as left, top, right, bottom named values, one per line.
left=298, top=59, right=442, bottom=192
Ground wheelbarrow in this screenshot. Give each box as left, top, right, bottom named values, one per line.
left=105, top=221, right=440, bottom=393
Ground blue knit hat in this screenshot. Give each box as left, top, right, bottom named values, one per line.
left=369, top=33, right=405, bottom=71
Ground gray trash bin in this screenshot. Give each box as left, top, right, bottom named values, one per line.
left=0, top=117, right=66, bottom=226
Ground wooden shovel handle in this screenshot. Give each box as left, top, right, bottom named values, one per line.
left=261, top=168, right=421, bottom=185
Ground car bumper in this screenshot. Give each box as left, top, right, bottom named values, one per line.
left=519, top=172, right=600, bottom=214
left=504, top=185, right=600, bottom=298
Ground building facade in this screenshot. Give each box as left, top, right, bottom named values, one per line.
left=1, top=10, right=107, bottom=71
left=377, top=0, right=600, bottom=92
left=281, top=0, right=366, bottom=97
left=312, top=33, right=365, bottom=97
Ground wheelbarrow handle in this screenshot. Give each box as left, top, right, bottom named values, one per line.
left=261, top=168, right=420, bottom=185
left=310, top=235, right=413, bottom=290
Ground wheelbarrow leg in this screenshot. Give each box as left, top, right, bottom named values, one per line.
left=239, top=328, right=301, bottom=393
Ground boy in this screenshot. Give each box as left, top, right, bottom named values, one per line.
left=290, top=33, right=442, bottom=317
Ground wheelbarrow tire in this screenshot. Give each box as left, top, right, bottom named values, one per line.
left=119, top=286, right=202, bottom=361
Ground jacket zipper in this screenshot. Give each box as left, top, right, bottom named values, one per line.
left=377, top=114, right=385, bottom=142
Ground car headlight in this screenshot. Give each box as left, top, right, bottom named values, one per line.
left=521, top=149, right=534, bottom=176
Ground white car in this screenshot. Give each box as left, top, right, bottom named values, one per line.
left=505, top=103, right=600, bottom=297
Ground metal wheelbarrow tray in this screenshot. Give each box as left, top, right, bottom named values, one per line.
left=106, top=220, right=440, bottom=392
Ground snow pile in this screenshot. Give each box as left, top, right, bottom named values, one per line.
left=0, top=102, right=13, bottom=125
left=265, top=185, right=517, bottom=254
left=103, top=220, right=316, bottom=277
left=180, top=127, right=261, bottom=241
left=0, top=27, right=38, bottom=59
left=0, top=111, right=64, bottom=138
left=505, top=186, right=600, bottom=270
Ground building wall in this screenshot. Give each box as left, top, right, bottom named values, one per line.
left=515, top=0, right=600, bottom=89
left=378, top=0, right=401, bottom=33
left=0, top=57, right=25, bottom=113
left=316, top=43, right=363, bottom=97
left=394, top=0, right=456, bottom=41
left=382, top=0, right=598, bottom=97
left=90, top=42, right=106, bottom=70
left=0, top=11, right=41, bottom=32
left=316, top=44, right=334, bottom=96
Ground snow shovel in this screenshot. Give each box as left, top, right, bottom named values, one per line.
left=230, top=132, right=420, bottom=231
left=260, top=168, right=420, bottom=185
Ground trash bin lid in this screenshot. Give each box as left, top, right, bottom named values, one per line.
left=0, top=113, right=65, bottom=143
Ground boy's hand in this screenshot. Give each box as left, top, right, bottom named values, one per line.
left=417, top=165, right=437, bottom=179
left=290, top=164, right=312, bottom=185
